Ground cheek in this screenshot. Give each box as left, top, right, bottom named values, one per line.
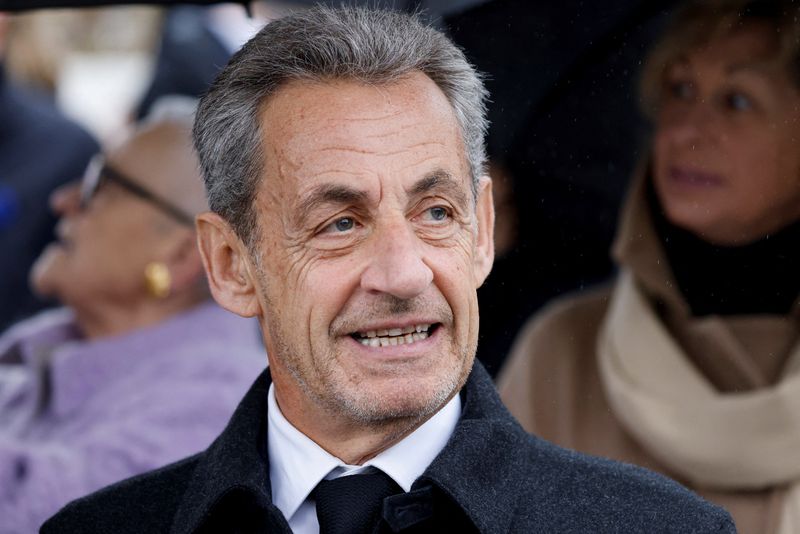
left=75, top=228, right=115, bottom=275
left=774, top=133, right=800, bottom=186
left=652, top=127, right=668, bottom=159
left=273, top=250, right=362, bottom=338
left=728, top=136, right=783, bottom=195
left=651, top=113, right=673, bottom=154
left=721, top=131, right=800, bottom=222
left=427, top=243, right=477, bottom=317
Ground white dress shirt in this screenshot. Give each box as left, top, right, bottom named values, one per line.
left=267, top=384, right=461, bottom=534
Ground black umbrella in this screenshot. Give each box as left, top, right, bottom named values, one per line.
left=445, top=0, right=680, bottom=374
left=1, top=0, right=240, bottom=8
left=0, top=0, right=487, bottom=16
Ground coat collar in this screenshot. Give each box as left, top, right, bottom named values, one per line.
left=170, top=362, right=528, bottom=534
left=611, top=162, right=689, bottom=317
left=170, top=370, right=281, bottom=534
left=416, top=362, right=526, bottom=534
left=612, top=162, right=800, bottom=320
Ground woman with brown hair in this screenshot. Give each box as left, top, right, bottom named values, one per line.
left=499, top=1, right=800, bottom=532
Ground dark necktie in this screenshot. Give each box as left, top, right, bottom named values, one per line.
left=314, top=470, right=403, bottom=534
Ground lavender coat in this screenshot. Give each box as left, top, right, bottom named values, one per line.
left=0, top=303, right=266, bottom=533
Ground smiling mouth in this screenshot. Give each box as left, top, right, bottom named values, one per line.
left=351, top=323, right=439, bottom=347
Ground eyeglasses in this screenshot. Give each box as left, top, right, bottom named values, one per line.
left=79, top=156, right=195, bottom=226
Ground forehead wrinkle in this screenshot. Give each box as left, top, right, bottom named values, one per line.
left=366, top=129, right=414, bottom=140
left=296, top=109, right=406, bottom=142
left=333, top=108, right=406, bottom=123
left=397, top=154, right=444, bottom=171
left=312, top=140, right=448, bottom=158
left=363, top=119, right=433, bottom=140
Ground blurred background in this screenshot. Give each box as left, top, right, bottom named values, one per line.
left=0, top=0, right=680, bottom=373
left=4, top=4, right=799, bottom=532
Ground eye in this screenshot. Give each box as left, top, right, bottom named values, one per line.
left=419, top=205, right=451, bottom=224
left=724, top=91, right=752, bottom=112
left=321, top=216, right=357, bottom=234
left=666, top=80, right=693, bottom=101
left=414, top=203, right=456, bottom=240
left=428, top=206, right=449, bottom=221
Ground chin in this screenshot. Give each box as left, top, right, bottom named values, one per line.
left=662, top=197, right=712, bottom=231
left=664, top=205, right=753, bottom=245
left=327, top=369, right=464, bottom=425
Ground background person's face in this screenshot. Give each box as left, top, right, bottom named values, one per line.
left=252, top=74, right=493, bottom=429
left=31, top=152, right=177, bottom=310
left=653, top=24, right=800, bottom=245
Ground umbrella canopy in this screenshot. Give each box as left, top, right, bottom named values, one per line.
left=0, top=0, right=486, bottom=15
left=1, top=0, right=242, bottom=8
left=445, top=0, right=680, bottom=373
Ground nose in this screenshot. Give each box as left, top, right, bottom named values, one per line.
left=360, top=221, right=434, bottom=300
left=658, top=101, right=716, bottom=150
left=49, top=181, right=82, bottom=216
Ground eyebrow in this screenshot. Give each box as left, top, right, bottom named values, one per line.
left=408, top=169, right=470, bottom=209
left=726, top=61, right=776, bottom=75
left=295, top=183, right=369, bottom=225
left=294, top=169, right=470, bottom=226
left=669, top=56, right=775, bottom=77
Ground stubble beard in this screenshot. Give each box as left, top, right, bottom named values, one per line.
left=258, top=271, right=474, bottom=429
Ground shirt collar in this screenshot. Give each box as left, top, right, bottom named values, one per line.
left=267, top=383, right=461, bottom=523
left=171, top=364, right=527, bottom=534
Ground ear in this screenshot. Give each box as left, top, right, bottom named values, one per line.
left=473, top=175, right=495, bottom=288
left=195, top=212, right=261, bottom=317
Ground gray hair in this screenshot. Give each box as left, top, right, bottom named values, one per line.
left=193, top=5, right=488, bottom=247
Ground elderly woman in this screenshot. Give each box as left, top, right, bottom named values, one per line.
left=0, top=107, right=265, bottom=532
left=499, top=1, right=800, bottom=532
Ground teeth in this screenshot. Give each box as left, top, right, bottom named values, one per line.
left=356, top=324, right=432, bottom=347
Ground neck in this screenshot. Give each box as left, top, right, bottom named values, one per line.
left=648, top=183, right=800, bottom=317
left=272, top=376, right=437, bottom=465
left=71, top=295, right=200, bottom=340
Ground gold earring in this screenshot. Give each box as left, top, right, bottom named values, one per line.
left=144, top=262, right=171, bottom=299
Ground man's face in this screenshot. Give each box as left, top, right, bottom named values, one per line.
left=251, top=73, right=493, bottom=428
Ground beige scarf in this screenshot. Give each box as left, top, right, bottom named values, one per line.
left=598, top=271, right=800, bottom=534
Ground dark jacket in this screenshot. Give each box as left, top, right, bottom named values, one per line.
left=42, top=364, right=735, bottom=533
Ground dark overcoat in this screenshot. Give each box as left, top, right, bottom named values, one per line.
left=42, top=364, right=735, bottom=533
